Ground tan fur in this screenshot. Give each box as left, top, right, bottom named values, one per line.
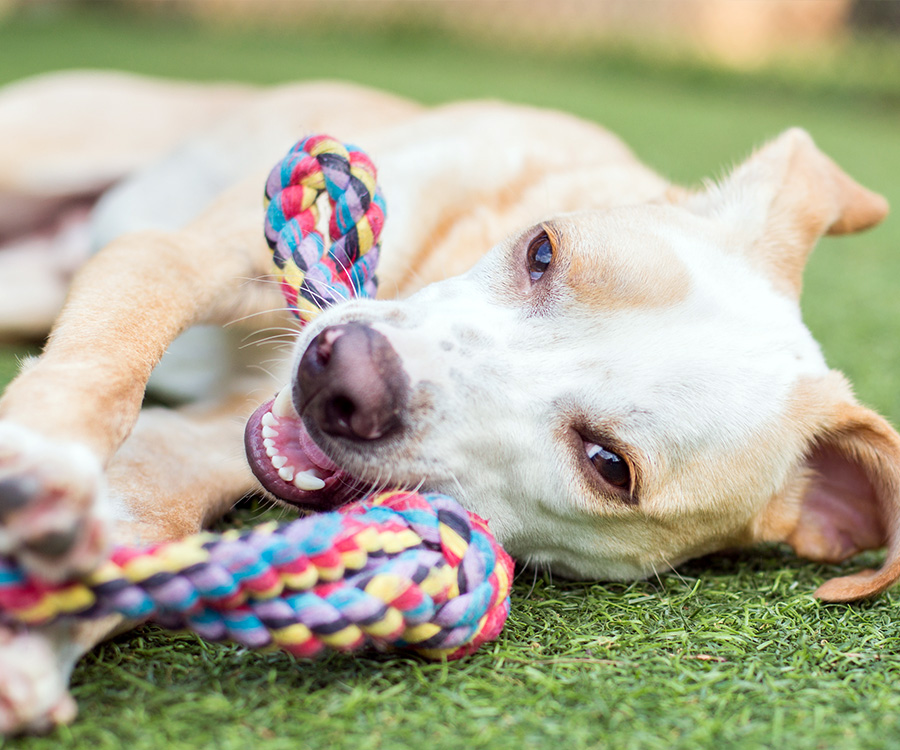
left=749, top=375, right=900, bottom=602
left=754, top=374, right=857, bottom=544
left=0, top=71, right=255, bottom=199
left=557, top=215, right=693, bottom=311
left=681, top=128, right=889, bottom=299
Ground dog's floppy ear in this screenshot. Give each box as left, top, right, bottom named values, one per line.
left=682, top=128, right=888, bottom=298
left=766, top=391, right=900, bottom=601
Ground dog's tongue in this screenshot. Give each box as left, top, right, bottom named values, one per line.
left=244, top=387, right=352, bottom=509
left=277, top=409, right=339, bottom=475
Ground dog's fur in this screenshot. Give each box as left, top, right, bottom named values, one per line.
left=0, top=71, right=894, bottom=734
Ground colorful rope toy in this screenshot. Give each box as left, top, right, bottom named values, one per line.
left=0, top=492, right=513, bottom=660
left=0, top=136, right=514, bottom=661
left=264, top=133, right=384, bottom=323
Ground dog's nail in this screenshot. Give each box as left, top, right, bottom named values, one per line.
left=0, top=476, right=40, bottom=517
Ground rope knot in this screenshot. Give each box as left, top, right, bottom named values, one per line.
left=264, top=134, right=384, bottom=324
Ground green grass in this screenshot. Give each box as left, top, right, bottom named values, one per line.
left=28, top=547, right=900, bottom=750
left=2, top=6, right=900, bottom=749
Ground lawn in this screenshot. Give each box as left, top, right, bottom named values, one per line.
left=2, top=6, right=900, bottom=749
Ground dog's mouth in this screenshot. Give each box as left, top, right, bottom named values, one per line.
left=244, top=385, right=363, bottom=511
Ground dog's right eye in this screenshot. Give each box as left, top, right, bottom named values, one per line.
left=586, top=442, right=631, bottom=490
left=527, top=231, right=553, bottom=282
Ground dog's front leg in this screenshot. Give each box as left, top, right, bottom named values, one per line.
left=0, top=181, right=279, bottom=733
left=0, top=397, right=266, bottom=735
left=0, top=178, right=274, bottom=577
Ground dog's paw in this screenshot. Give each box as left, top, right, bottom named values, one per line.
left=0, top=627, right=77, bottom=736
left=0, top=422, right=108, bottom=582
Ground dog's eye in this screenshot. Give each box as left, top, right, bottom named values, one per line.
left=527, top=231, right=553, bottom=282
left=586, top=442, right=631, bottom=490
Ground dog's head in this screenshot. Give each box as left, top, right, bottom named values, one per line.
left=246, top=128, right=895, bottom=601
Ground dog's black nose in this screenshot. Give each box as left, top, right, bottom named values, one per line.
left=295, top=323, right=409, bottom=441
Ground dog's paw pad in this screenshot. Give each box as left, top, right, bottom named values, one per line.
left=0, top=422, right=108, bottom=582
left=0, top=629, right=76, bottom=736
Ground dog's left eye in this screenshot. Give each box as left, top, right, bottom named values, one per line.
left=527, top=231, right=553, bottom=282
left=586, top=442, right=631, bottom=490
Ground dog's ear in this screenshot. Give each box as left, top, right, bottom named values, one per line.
left=682, top=128, right=888, bottom=298
left=760, top=389, right=900, bottom=602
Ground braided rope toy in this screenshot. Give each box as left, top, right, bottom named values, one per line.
left=0, top=135, right=514, bottom=661
left=0, top=492, right=512, bottom=660
left=264, top=133, right=384, bottom=322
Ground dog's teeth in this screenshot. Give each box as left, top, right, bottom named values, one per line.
left=272, top=386, right=295, bottom=419
left=265, top=447, right=278, bottom=458
left=262, top=425, right=278, bottom=439
left=271, top=455, right=288, bottom=470
left=263, top=439, right=275, bottom=448
left=293, top=470, right=326, bottom=491
left=261, top=412, right=278, bottom=428
left=278, top=466, right=295, bottom=482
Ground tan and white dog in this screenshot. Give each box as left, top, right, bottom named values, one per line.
left=0, top=70, right=894, bottom=734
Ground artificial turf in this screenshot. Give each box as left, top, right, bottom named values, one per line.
left=1, top=6, right=900, bottom=749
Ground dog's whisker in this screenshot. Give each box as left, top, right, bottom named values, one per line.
left=225, top=306, right=299, bottom=327
left=328, top=252, right=363, bottom=301
left=259, top=353, right=293, bottom=366
left=240, top=333, right=298, bottom=350
left=511, top=556, right=535, bottom=588
left=243, top=325, right=301, bottom=337
left=444, top=470, right=467, bottom=505
left=241, top=337, right=295, bottom=351
left=245, top=362, right=285, bottom=385
left=648, top=560, right=666, bottom=591
left=656, top=553, right=691, bottom=590
left=370, top=466, right=396, bottom=498
left=521, top=562, right=541, bottom=600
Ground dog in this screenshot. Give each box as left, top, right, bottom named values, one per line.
left=0, top=70, right=893, bottom=734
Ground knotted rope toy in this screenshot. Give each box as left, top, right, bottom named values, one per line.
left=0, top=492, right=512, bottom=660
left=264, top=133, right=384, bottom=322
left=0, top=135, right=513, bottom=661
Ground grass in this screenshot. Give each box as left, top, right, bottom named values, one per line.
left=2, top=5, right=900, bottom=749
left=30, top=547, right=900, bottom=749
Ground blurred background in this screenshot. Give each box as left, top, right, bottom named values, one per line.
left=3, top=0, right=900, bottom=67
left=0, top=0, right=897, bottom=175
left=0, top=0, right=899, bottom=416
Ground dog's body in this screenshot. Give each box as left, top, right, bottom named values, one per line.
left=0, top=71, right=895, bottom=734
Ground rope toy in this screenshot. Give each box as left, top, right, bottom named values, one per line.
left=264, top=133, right=384, bottom=323
left=0, top=136, right=514, bottom=661
left=0, top=492, right=512, bottom=660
